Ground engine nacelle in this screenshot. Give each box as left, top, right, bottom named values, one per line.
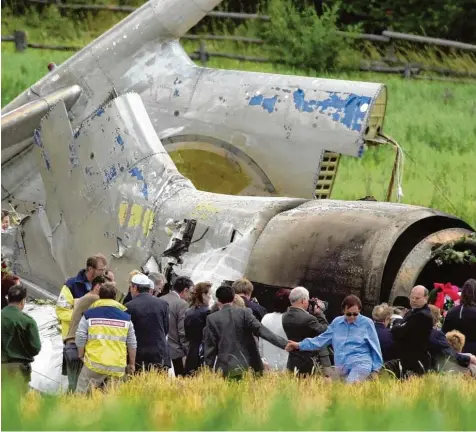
left=246, top=201, right=474, bottom=318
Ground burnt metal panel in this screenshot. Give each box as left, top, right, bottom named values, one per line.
left=245, top=200, right=473, bottom=318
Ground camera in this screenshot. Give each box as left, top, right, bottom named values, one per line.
left=308, top=297, right=328, bottom=314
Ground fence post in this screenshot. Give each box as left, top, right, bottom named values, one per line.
left=13, top=30, right=27, bottom=52
left=199, top=39, right=207, bottom=66
left=382, top=30, right=397, bottom=64
left=383, top=43, right=398, bottom=64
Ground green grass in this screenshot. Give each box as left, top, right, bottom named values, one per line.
left=2, top=371, right=476, bottom=430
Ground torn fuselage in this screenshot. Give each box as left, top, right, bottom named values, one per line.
left=5, top=93, right=473, bottom=320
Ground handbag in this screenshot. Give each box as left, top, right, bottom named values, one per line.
left=64, top=343, right=79, bottom=362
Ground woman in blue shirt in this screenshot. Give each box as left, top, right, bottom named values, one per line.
left=286, top=295, right=383, bottom=383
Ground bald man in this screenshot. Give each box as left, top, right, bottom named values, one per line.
left=391, top=285, right=433, bottom=377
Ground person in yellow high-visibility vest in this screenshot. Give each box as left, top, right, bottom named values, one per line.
left=56, top=254, right=108, bottom=340
left=75, top=282, right=137, bottom=393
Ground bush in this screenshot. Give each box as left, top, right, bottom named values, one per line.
left=326, top=0, right=476, bottom=43
left=260, top=0, right=357, bottom=72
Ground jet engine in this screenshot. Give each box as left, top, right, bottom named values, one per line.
left=244, top=200, right=474, bottom=318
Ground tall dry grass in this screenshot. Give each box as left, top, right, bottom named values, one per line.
left=2, top=371, right=475, bottom=430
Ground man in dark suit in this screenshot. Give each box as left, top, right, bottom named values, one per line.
left=125, top=273, right=170, bottom=372
left=232, top=278, right=267, bottom=322
left=161, top=276, right=193, bottom=376
left=391, top=285, right=433, bottom=377
left=204, top=285, right=288, bottom=378
left=282, top=286, right=331, bottom=376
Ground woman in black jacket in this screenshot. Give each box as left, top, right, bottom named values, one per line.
left=442, top=279, right=476, bottom=355
left=184, top=282, right=211, bottom=375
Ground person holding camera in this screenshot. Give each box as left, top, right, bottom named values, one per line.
left=232, top=278, right=267, bottom=322
left=282, top=287, right=332, bottom=377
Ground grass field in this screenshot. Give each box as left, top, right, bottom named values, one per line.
left=2, top=371, right=476, bottom=430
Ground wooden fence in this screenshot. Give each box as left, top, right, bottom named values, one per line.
left=2, top=0, right=476, bottom=80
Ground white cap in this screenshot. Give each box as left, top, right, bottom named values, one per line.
left=131, top=273, right=151, bottom=287
left=149, top=279, right=154, bottom=289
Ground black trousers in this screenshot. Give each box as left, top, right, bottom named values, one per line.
left=64, top=343, right=83, bottom=392
left=1, top=362, right=31, bottom=395
left=383, top=357, right=430, bottom=379
left=171, top=358, right=185, bottom=377
left=135, top=361, right=169, bottom=374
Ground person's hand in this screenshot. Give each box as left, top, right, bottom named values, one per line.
left=126, top=364, right=135, bottom=375
left=285, top=341, right=299, bottom=352
left=313, top=304, right=322, bottom=315
left=469, top=354, right=476, bottom=365
left=369, top=370, right=380, bottom=380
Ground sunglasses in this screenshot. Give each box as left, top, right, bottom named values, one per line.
left=345, top=312, right=359, bottom=317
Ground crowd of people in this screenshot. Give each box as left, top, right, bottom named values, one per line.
left=2, top=252, right=476, bottom=395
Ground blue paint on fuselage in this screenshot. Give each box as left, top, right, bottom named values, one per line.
left=129, top=167, right=148, bottom=200
left=293, top=89, right=371, bottom=132
left=33, top=129, right=51, bottom=170
left=104, top=165, right=118, bottom=183
left=249, top=94, right=278, bottom=113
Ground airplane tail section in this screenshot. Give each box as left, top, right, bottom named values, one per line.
left=34, top=92, right=194, bottom=284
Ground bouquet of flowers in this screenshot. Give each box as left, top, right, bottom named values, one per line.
left=429, top=282, right=461, bottom=324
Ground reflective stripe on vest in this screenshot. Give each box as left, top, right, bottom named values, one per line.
left=86, top=359, right=126, bottom=374
left=88, top=334, right=128, bottom=342
left=57, top=296, right=72, bottom=309
left=84, top=317, right=130, bottom=378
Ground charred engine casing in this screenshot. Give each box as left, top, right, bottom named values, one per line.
left=245, top=200, right=474, bottom=319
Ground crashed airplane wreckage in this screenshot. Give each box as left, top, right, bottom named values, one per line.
left=2, top=91, right=475, bottom=316
left=1, top=0, right=475, bottom=392
left=3, top=92, right=475, bottom=392
left=1, top=0, right=475, bottom=308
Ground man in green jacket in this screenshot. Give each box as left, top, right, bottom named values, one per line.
left=1, top=284, right=41, bottom=394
